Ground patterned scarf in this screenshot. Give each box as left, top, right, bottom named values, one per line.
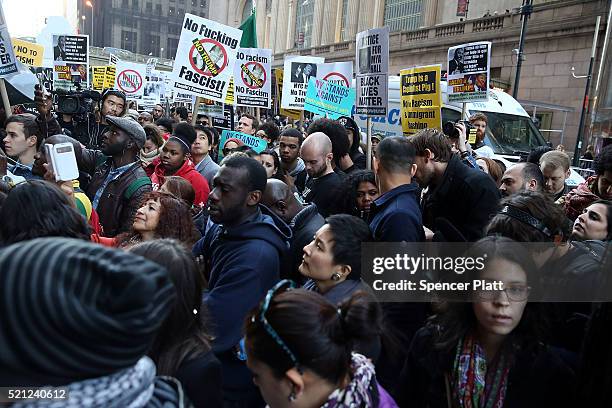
left=451, top=333, right=511, bottom=408
left=321, top=353, right=377, bottom=408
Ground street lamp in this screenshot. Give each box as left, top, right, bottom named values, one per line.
left=86, top=1, right=94, bottom=46
left=81, top=15, right=86, bottom=34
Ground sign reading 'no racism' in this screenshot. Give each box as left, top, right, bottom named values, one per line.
left=233, top=48, right=272, bottom=108
left=171, top=14, right=242, bottom=103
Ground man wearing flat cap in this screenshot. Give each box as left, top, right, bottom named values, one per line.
left=77, top=116, right=152, bottom=237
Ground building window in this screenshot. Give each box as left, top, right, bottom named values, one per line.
left=168, top=24, right=181, bottom=35
left=169, top=6, right=175, bottom=16
left=384, top=0, right=423, bottom=32
left=178, top=8, right=184, bottom=17
left=155, top=4, right=162, bottom=14
left=167, top=37, right=179, bottom=59
left=122, top=30, right=137, bottom=52
left=146, top=2, right=152, bottom=12
left=295, top=0, right=314, bottom=49
left=122, top=0, right=128, bottom=7
left=132, top=0, right=139, bottom=10
left=200, top=0, right=206, bottom=7
left=340, top=0, right=349, bottom=41
left=151, top=35, right=160, bottom=54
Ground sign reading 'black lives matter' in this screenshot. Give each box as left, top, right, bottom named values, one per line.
left=355, top=27, right=389, bottom=116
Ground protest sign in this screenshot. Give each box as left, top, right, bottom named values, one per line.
left=316, top=62, right=353, bottom=88
left=104, top=66, right=116, bottom=89
left=218, top=130, right=267, bottom=161
left=114, top=61, right=146, bottom=97
left=225, top=77, right=235, bottom=105
left=12, top=39, right=43, bottom=67
left=304, top=77, right=355, bottom=119
left=355, top=27, right=389, bottom=116
left=400, top=65, right=442, bottom=136
left=447, top=41, right=491, bottom=103
left=199, top=102, right=224, bottom=119
left=233, top=48, right=271, bottom=108
left=171, top=14, right=242, bottom=102
left=174, top=92, right=196, bottom=103
left=109, top=53, right=118, bottom=65
left=0, top=5, right=17, bottom=76
left=212, top=104, right=233, bottom=130
left=52, top=34, right=89, bottom=90
left=146, top=57, right=158, bottom=75
left=281, top=56, right=324, bottom=110
left=92, top=66, right=106, bottom=91
left=30, top=67, right=53, bottom=93
left=274, top=68, right=301, bottom=119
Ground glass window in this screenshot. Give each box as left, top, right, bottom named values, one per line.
left=474, top=111, right=547, bottom=154
left=169, top=6, right=175, bottom=16
left=167, top=37, right=179, bottom=59
left=384, top=0, right=423, bottom=32
left=121, top=30, right=137, bottom=53
left=132, top=0, right=139, bottom=10
left=295, top=0, right=315, bottom=48
left=340, top=0, right=350, bottom=41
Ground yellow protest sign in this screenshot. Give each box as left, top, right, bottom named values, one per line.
left=92, top=66, right=106, bottom=91
left=400, top=65, right=442, bottom=136
left=225, top=77, right=235, bottom=105
left=104, top=66, right=116, bottom=89
left=12, top=38, right=43, bottom=67
left=275, top=68, right=301, bottom=120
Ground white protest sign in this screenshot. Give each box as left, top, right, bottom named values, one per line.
left=146, top=57, right=158, bottom=75
left=114, top=61, right=146, bottom=97
left=233, top=48, right=272, bottom=108
left=281, top=56, right=324, bottom=110
left=109, top=53, right=118, bottom=65
left=447, top=41, right=491, bottom=103
left=171, top=14, right=242, bottom=103
left=0, top=4, right=17, bottom=77
left=316, top=61, right=353, bottom=88
left=355, top=27, right=389, bottom=116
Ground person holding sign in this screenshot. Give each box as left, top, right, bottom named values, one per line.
left=469, top=113, right=494, bottom=158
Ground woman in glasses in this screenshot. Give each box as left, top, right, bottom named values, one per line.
left=396, top=236, right=575, bottom=407
left=222, top=137, right=245, bottom=158
left=244, top=283, right=398, bottom=407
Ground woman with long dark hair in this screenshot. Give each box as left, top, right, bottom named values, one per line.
left=258, top=149, right=285, bottom=180
left=130, top=239, right=221, bottom=408
left=337, top=170, right=380, bottom=220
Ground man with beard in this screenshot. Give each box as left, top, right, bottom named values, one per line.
left=539, top=150, right=572, bottom=202
left=79, top=116, right=152, bottom=237
left=499, top=162, right=544, bottom=197
left=152, top=104, right=165, bottom=120
left=296, top=132, right=343, bottom=217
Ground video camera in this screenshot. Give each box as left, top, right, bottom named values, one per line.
left=52, top=89, right=101, bottom=118
left=442, top=120, right=478, bottom=144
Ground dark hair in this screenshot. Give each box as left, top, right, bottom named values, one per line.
left=377, top=136, right=416, bottom=174
left=520, top=162, right=545, bottom=192
left=155, top=118, right=175, bottom=133
left=194, top=124, right=213, bottom=146
left=487, top=191, right=571, bottom=243
left=173, top=122, right=197, bottom=145
left=594, top=145, right=612, bottom=176
left=307, top=118, right=349, bottom=168
left=409, top=128, right=452, bottom=163
left=589, top=200, right=612, bottom=240
left=162, top=176, right=196, bottom=207
left=236, top=145, right=259, bottom=158
left=102, top=90, right=127, bottom=116
left=116, top=191, right=200, bottom=248
left=325, top=214, right=372, bottom=279
left=260, top=149, right=284, bottom=180
left=0, top=180, right=90, bottom=244
left=526, top=146, right=553, bottom=164
left=431, top=236, right=546, bottom=357
left=241, top=113, right=260, bottom=130
left=204, top=126, right=220, bottom=146
left=279, top=128, right=304, bottom=146
left=130, top=239, right=212, bottom=375
left=143, top=124, right=164, bottom=148
left=5, top=114, right=43, bottom=149
left=222, top=155, right=267, bottom=193
left=245, top=289, right=383, bottom=382
left=338, top=170, right=377, bottom=216
left=175, top=106, right=189, bottom=120
left=258, top=122, right=280, bottom=143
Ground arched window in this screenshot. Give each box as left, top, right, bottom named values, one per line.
left=295, top=0, right=315, bottom=49
left=384, top=0, right=423, bottom=32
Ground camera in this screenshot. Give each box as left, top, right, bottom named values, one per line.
left=52, top=89, right=101, bottom=117
left=442, top=120, right=475, bottom=139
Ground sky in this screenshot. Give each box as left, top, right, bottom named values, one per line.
left=2, top=0, right=74, bottom=38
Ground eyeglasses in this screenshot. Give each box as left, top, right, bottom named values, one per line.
left=253, top=279, right=302, bottom=372
left=223, top=148, right=236, bottom=156
left=476, top=285, right=531, bottom=302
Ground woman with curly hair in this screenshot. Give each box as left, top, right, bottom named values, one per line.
left=92, top=191, right=200, bottom=248
left=336, top=170, right=380, bottom=221
left=257, top=149, right=285, bottom=180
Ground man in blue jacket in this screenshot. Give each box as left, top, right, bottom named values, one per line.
left=193, top=155, right=291, bottom=407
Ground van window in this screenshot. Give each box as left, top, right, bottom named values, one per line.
left=441, top=107, right=461, bottom=124
left=473, top=111, right=547, bottom=154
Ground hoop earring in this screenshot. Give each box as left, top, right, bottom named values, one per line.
left=331, top=272, right=342, bottom=281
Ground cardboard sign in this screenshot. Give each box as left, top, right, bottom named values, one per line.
left=225, top=77, right=235, bottom=105
left=233, top=48, right=271, bottom=108
left=30, top=67, right=53, bottom=93
left=104, top=66, right=116, bottom=89
left=281, top=56, right=324, bottom=110
left=12, top=38, right=44, bottom=67
left=304, top=77, right=355, bottom=119
left=92, top=66, right=106, bottom=91
left=142, top=71, right=166, bottom=107
left=274, top=68, right=301, bottom=119
left=400, top=65, right=442, bottom=136
left=316, top=62, right=353, bottom=88
left=218, top=130, right=267, bottom=161
left=0, top=5, right=17, bottom=76
left=171, top=14, right=242, bottom=102
left=114, top=61, right=146, bottom=97
left=447, top=41, right=491, bottom=103
left=109, top=53, right=118, bottom=65
left=355, top=27, right=389, bottom=116
left=212, top=104, right=233, bottom=130
left=52, top=34, right=89, bottom=90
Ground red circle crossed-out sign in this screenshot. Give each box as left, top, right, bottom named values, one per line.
left=117, top=69, right=143, bottom=93
left=240, top=61, right=267, bottom=90
left=323, top=72, right=350, bottom=87
left=189, top=38, right=228, bottom=77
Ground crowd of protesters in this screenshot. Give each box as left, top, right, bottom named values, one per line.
left=0, top=83, right=610, bottom=408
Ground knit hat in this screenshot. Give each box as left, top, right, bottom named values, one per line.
left=223, top=137, right=245, bottom=149
left=0, top=237, right=175, bottom=385
left=106, top=115, right=146, bottom=149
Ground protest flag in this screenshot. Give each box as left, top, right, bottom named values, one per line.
left=239, top=5, right=257, bottom=48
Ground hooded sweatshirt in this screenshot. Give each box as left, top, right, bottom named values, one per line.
left=149, top=157, right=210, bottom=206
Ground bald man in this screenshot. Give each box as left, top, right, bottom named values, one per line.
left=295, top=132, right=343, bottom=217
left=262, top=179, right=325, bottom=282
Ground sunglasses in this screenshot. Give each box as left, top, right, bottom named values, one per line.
left=476, top=285, right=531, bottom=302
left=252, top=279, right=302, bottom=372
left=223, top=148, right=236, bottom=156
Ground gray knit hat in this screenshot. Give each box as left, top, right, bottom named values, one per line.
left=106, top=115, right=146, bottom=149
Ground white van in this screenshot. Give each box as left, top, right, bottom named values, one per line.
left=353, top=75, right=584, bottom=187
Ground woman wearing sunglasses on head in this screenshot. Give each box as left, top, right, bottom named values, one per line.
left=396, top=236, right=576, bottom=408
left=244, top=282, right=398, bottom=407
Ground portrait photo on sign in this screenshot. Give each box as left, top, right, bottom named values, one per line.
left=70, top=64, right=87, bottom=82
left=291, top=62, right=316, bottom=83
left=54, top=35, right=67, bottom=61
left=448, top=48, right=464, bottom=74
left=469, top=73, right=488, bottom=91
left=359, top=47, right=371, bottom=74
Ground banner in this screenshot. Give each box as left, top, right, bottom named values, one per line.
left=171, top=14, right=242, bottom=102
left=304, top=77, right=355, bottom=119
left=218, top=130, right=267, bottom=160
left=274, top=68, right=301, bottom=119
left=104, top=66, right=116, bottom=89
left=281, top=56, right=324, bottom=110
left=142, top=70, right=166, bottom=107
left=400, top=65, right=442, bottom=136
left=316, top=61, right=353, bottom=88
left=146, top=57, right=158, bottom=75
left=12, top=38, right=44, bottom=67
left=355, top=27, right=389, bottom=116
left=114, top=61, right=146, bottom=97
left=233, top=47, right=271, bottom=108
left=92, top=66, right=106, bottom=91
left=0, top=4, right=17, bottom=76
left=30, top=67, right=53, bottom=93
left=52, top=34, right=89, bottom=90
left=109, top=53, right=118, bottom=65
left=447, top=41, right=491, bottom=103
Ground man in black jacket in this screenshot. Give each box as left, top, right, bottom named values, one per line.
left=262, top=178, right=325, bottom=283
left=409, top=128, right=500, bottom=242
